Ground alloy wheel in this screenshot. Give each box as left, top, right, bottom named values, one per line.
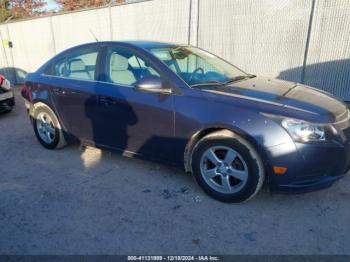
left=199, top=146, right=248, bottom=194
left=36, top=112, right=56, bottom=144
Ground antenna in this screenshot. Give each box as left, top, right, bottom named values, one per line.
left=89, top=29, right=99, bottom=42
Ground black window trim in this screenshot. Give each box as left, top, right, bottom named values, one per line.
left=45, top=45, right=104, bottom=81
left=99, top=44, right=176, bottom=91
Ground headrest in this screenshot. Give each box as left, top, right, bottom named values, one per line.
left=69, top=59, right=86, bottom=71
left=110, top=53, right=129, bottom=71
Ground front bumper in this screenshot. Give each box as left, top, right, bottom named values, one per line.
left=0, top=91, right=15, bottom=112
left=271, top=174, right=344, bottom=193
left=265, top=138, right=350, bottom=193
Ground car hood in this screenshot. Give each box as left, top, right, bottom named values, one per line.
left=200, top=76, right=348, bottom=122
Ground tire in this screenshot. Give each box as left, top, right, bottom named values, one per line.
left=2, top=108, right=12, bottom=113
left=33, top=105, right=67, bottom=149
left=191, top=130, right=265, bottom=203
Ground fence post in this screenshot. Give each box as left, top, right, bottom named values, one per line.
left=5, top=23, right=14, bottom=68
left=301, top=0, right=317, bottom=84
left=188, top=0, right=199, bottom=46
left=50, top=16, right=57, bottom=55
left=109, top=4, right=113, bottom=40
left=0, top=28, right=10, bottom=68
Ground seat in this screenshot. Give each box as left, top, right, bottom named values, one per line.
left=110, top=53, right=136, bottom=85
left=68, top=59, right=92, bottom=80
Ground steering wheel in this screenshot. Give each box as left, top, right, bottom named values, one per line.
left=188, top=67, right=205, bottom=83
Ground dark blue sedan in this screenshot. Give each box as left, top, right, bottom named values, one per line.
left=22, top=41, right=350, bottom=202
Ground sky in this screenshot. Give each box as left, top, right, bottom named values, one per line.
left=44, top=0, right=61, bottom=11
left=41, top=0, right=141, bottom=11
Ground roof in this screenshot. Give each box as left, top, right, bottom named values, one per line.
left=77, top=40, right=182, bottom=49
left=122, top=40, right=181, bottom=49
left=52, top=40, right=185, bottom=61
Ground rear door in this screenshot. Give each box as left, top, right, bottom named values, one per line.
left=45, top=46, right=102, bottom=141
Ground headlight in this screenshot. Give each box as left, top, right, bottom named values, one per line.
left=261, top=113, right=333, bottom=143
left=281, top=119, right=326, bottom=143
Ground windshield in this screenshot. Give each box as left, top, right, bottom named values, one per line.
left=149, top=46, right=247, bottom=87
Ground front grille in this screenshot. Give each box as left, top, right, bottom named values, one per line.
left=332, top=109, right=350, bottom=174
left=333, top=109, right=350, bottom=142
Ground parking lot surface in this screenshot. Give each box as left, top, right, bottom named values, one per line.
left=1, top=88, right=350, bottom=255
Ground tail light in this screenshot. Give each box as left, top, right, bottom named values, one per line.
left=21, top=83, right=32, bottom=102
left=0, top=74, right=11, bottom=91
left=0, top=74, right=4, bottom=86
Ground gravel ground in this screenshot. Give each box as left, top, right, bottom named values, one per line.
left=0, top=88, right=350, bottom=255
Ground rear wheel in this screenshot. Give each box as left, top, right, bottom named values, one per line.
left=33, top=105, right=66, bottom=149
left=191, top=130, right=265, bottom=203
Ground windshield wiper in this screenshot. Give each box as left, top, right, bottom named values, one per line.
left=190, top=80, right=224, bottom=88
left=190, top=74, right=256, bottom=88
left=223, top=75, right=248, bottom=86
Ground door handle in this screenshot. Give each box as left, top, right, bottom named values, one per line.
left=52, top=88, right=66, bottom=96
left=99, top=96, right=117, bottom=105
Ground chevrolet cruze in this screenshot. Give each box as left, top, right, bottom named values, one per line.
left=22, top=41, right=350, bottom=202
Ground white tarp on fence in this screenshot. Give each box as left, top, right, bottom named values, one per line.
left=6, top=17, right=55, bottom=72
left=0, top=0, right=349, bottom=100
left=110, top=0, right=190, bottom=43
left=302, top=0, right=350, bottom=100
left=198, top=0, right=312, bottom=83
left=52, top=8, right=112, bottom=53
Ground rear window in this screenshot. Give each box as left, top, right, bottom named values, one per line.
left=47, top=47, right=99, bottom=81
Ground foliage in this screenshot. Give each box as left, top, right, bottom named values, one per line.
left=0, top=0, right=47, bottom=22
left=0, top=0, right=12, bottom=22
left=0, top=0, right=127, bottom=23
left=56, top=0, right=125, bottom=12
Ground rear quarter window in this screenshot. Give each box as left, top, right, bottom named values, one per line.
left=47, top=47, right=99, bottom=81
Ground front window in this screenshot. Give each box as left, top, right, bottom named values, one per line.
left=149, top=46, right=248, bottom=86
left=105, top=47, right=160, bottom=86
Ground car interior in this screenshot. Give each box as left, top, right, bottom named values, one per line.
left=107, top=51, right=159, bottom=86
left=151, top=48, right=228, bottom=86
left=67, top=59, right=93, bottom=80
left=109, top=53, right=137, bottom=85
left=54, top=50, right=97, bottom=81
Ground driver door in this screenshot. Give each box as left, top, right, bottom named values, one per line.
left=93, top=45, right=176, bottom=161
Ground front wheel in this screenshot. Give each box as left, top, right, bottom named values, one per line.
left=191, top=130, right=265, bottom=203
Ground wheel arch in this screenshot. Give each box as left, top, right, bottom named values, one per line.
left=184, top=125, right=268, bottom=173
left=31, top=101, right=66, bottom=130
left=31, top=101, right=68, bottom=149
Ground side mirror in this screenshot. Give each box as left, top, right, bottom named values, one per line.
left=134, top=76, right=171, bottom=94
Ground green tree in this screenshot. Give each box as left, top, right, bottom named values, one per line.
left=0, top=0, right=12, bottom=22
left=56, top=0, right=124, bottom=12
left=0, top=0, right=47, bottom=22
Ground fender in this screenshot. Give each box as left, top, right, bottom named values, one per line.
left=183, top=124, right=270, bottom=173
